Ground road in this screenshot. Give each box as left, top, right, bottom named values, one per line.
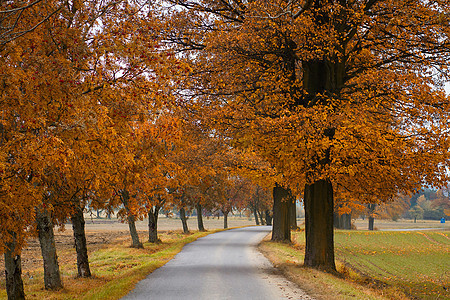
left=122, top=226, right=312, bottom=300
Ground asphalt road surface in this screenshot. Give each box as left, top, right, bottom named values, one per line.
left=122, top=226, right=312, bottom=300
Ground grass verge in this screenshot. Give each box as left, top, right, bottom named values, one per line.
left=259, top=229, right=449, bottom=299
left=0, top=230, right=220, bottom=300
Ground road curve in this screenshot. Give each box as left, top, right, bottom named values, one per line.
left=122, top=226, right=312, bottom=300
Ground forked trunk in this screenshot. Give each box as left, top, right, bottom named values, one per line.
left=290, top=198, right=298, bottom=229
left=257, top=210, right=265, bottom=225
left=121, top=190, right=143, bottom=248
left=148, top=205, right=160, bottom=243
left=180, top=208, right=189, bottom=233
left=70, top=199, right=91, bottom=277
left=271, top=185, right=291, bottom=242
left=4, top=232, right=25, bottom=300
left=36, top=207, right=63, bottom=290
left=196, top=203, right=205, bottom=231
left=253, top=207, right=260, bottom=225
left=304, top=180, right=336, bottom=271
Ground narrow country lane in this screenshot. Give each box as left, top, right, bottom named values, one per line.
left=122, top=226, right=312, bottom=300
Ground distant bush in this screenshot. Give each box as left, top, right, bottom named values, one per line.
left=423, top=209, right=444, bottom=220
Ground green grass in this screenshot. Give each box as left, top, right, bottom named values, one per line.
left=333, top=230, right=450, bottom=299
left=0, top=230, right=220, bottom=300
left=272, top=229, right=450, bottom=299
left=260, top=239, right=389, bottom=300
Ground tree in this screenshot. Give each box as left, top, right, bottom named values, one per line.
left=164, top=0, right=450, bottom=271
left=1, top=0, right=185, bottom=294
left=3, top=231, right=25, bottom=300
left=35, top=206, right=63, bottom=290
left=0, top=0, right=61, bottom=45
left=409, top=206, right=424, bottom=223
left=377, top=195, right=409, bottom=222
left=334, top=198, right=365, bottom=229
left=272, top=184, right=293, bottom=242
left=367, top=204, right=377, bottom=231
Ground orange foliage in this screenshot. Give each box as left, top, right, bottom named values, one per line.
left=0, top=0, right=185, bottom=253
left=166, top=0, right=450, bottom=204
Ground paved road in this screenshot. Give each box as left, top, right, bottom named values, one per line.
left=122, top=226, right=312, bottom=300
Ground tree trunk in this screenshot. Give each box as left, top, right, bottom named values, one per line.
left=271, top=185, right=291, bottom=242
left=196, top=203, right=205, bottom=231
left=334, top=213, right=352, bottom=230
left=368, top=216, right=375, bottom=230
left=343, top=214, right=352, bottom=229
left=368, top=203, right=376, bottom=231
left=290, top=198, right=298, bottom=229
left=121, top=190, right=143, bottom=248
left=257, top=210, right=265, bottom=225
left=148, top=205, right=161, bottom=243
left=36, top=207, right=63, bottom=290
left=304, top=180, right=336, bottom=271
left=4, top=232, right=25, bottom=300
left=223, top=211, right=228, bottom=229
left=253, top=207, right=260, bottom=225
left=265, top=210, right=272, bottom=226
left=70, top=199, right=91, bottom=278
left=180, top=208, right=189, bottom=233
left=127, top=215, right=142, bottom=247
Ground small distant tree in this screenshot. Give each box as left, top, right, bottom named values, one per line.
left=409, top=206, right=424, bottom=223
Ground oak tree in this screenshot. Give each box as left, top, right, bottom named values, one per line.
left=164, top=0, right=450, bottom=271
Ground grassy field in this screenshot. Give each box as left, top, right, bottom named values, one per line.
left=0, top=230, right=221, bottom=300
left=260, top=228, right=449, bottom=299
left=334, top=230, right=449, bottom=299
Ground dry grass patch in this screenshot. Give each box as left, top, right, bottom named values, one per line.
left=0, top=230, right=221, bottom=300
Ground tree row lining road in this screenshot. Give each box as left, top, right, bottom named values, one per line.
left=123, top=226, right=313, bottom=299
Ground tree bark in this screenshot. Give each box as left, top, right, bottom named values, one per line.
left=334, top=213, right=352, bottom=230
left=253, top=207, right=260, bottom=225
left=257, top=209, right=265, bottom=225
left=271, top=185, right=291, bottom=242
left=304, top=180, right=336, bottom=271
left=36, top=207, right=63, bottom=290
left=265, top=210, right=272, bottom=226
left=290, top=197, right=298, bottom=229
left=4, top=231, right=25, bottom=300
left=121, top=190, right=143, bottom=248
left=368, top=203, right=376, bottom=231
left=368, top=216, right=374, bottom=230
left=196, top=203, right=205, bottom=231
left=223, top=211, right=228, bottom=229
left=70, top=198, right=91, bottom=278
left=148, top=205, right=161, bottom=243
left=180, top=208, right=189, bottom=233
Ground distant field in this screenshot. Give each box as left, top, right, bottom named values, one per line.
left=290, top=229, right=450, bottom=299
left=81, top=214, right=258, bottom=232
left=352, top=218, right=450, bottom=231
